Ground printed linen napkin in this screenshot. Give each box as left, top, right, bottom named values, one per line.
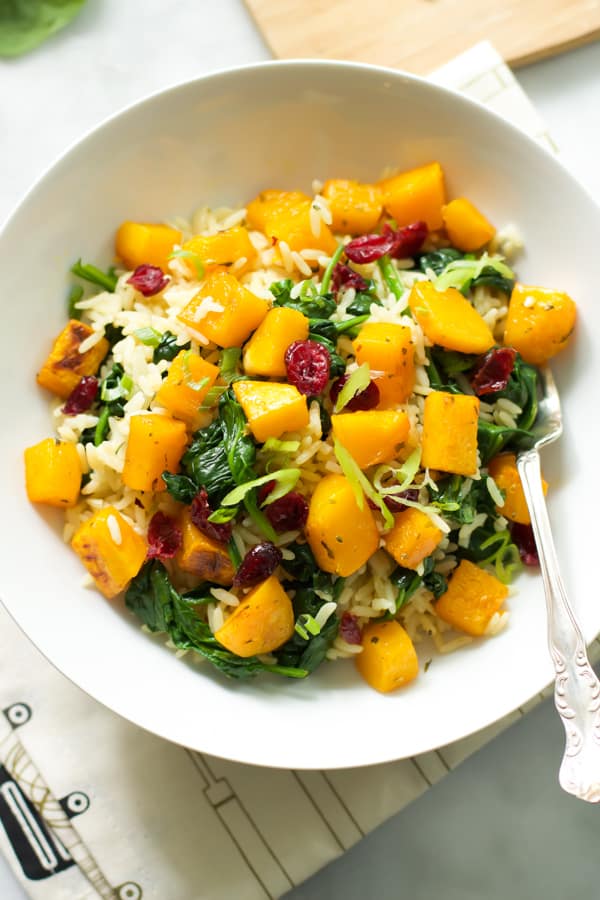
left=1, top=41, right=596, bottom=900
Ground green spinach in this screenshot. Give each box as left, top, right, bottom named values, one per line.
left=153, top=331, right=190, bottom=364
left=71, top=259, right=118, bottom=293
left=0, top=0, right=87, bottom=58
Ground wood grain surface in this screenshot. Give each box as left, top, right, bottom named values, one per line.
left=245, top=0, right=600, bottom=74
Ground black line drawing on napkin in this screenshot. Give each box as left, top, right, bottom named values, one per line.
left=0, top=701, right=143, bottom=899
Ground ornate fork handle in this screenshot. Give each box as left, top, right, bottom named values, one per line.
left=518, top=449, right=600, bottom=802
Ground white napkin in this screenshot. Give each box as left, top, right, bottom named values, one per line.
left=1, top=40, right=596, bottom=900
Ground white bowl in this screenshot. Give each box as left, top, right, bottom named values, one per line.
left=1, top=60, right=599, bottom=769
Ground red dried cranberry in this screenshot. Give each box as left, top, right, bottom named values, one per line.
left=233, top=541, right=282, bottom=587
left=511, top=523, right=539, bottom=567
left=127, top=264, right=169, bottom=297
left=190, top=488, right=233, bottom=543
left=285, top=340, right=331, bottom=396
left=344, top=224, right=398, bottom=264
left=62, top=375, right=99, bottom=415
left=265, top=492, right=309, bottom=532
left=146, top=511, right=182, bottom=560
left=257, top=481, right=276, bottom=505
left=331, top=262, right=369, bottom=295
left=367, top=488, right=419, bottom=513
left=389, top=221, right=428, bottom=259
left=329, top=374, right=380, bottom=411
left=471, top=347, right=517, bottom=396
left=339, top=612, right=362, bottom=645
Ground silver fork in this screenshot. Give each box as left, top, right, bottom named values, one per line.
left=517, top=364, right=600, bottom=802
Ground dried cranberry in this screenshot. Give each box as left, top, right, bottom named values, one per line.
left=146, top=511, right=182, bottom=560
left=329, top=374, right=380, bottom=411
left=285, top=340, right=331, bottom=396
left=190, top=488, right=232, bottom=543
left=471, top=347, right=517, bottom=396
left=233, top=541, right=282, bottom=587
left=344, top=224, right=398, bottom=264
left=62, top=375, right=99, bottom=415
left=367, top=488, right=419, bottom=513
left=389, top=220, right=428, bottom=259
left=127, top=264, right=169, bottom=297
left=511, top=523, right=539, bottom=567
left=340, top=612, right=362, bottom=645
left=265, top=492, right=309, bottom=532
left=331, top=262, right=369, bottom=295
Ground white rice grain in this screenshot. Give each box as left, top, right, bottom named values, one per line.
left=78, top=330, right=105, bottom=354
left=106, top=514, right=122, bottom=545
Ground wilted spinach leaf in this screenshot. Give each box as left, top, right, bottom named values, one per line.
left=153, top=331, right=190, bottom=364
left=0, top=0, right=87, bottom=58
left=418, top=247, right=463, bottom=276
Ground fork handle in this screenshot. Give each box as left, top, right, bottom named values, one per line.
left=518, top=448, right=600, bottom=802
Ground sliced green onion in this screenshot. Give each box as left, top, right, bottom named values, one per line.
left=334, top=363, right=370, bottom=413
left=333, top=439, right=394, bottom=530
left=320, top=243, right=345, bottom=294
left=207, top=506, right=239, bottom=524
left=480, top=531, right=521, bottom=583
left=94, top=407, right=110, bottom=446
left=373, top=447, right=422, bottom=496
left=295, top=613, right=321, bottom=640
left=200, top=385, right=227, bottom=410
left=168, top=248, right=205, bottom=279
left=263, top=437, right=301, bottom=454
left=227, top=536, right=243, bottom=569
left=67, top=284, right=84, bottom=319
left=436, top=253, right=514, bottom=292
left=134, top=327, right=162, bottom=347
left=71, top=259, right=118, bottom=292
left=220, top=347, right=242, bottom=383
left=377, top=255, right=404, bottom=301
left=220, top=468, right=301, bottom=508
left=243, top=494, right=277, bottom=542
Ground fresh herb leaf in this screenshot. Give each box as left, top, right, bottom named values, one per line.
left=71, top=259, right=118, bottom=293
left=0, top=0, right=87, bottom=58
left=153, top=331, right=190, bottom=364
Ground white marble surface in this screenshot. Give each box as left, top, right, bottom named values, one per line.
left=1, top=1, right=600, bottom=897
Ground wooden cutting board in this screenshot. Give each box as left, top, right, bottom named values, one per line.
left=245, top=0, right=600, bottom=74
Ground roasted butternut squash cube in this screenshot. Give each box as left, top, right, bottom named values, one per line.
left=409, top=281, right=495, bottom=355
left=72, top=506, right=147, bottom=599
left=378, top=162, right=446, bottom=230
left=321, top=179, right=383, bottom=234
left=488, top=453, right=547, bottom=525
left=436, top=558, right=508, bottom=636
left=115, top=221, right=182, bottom=270
left=331, top=409, right=410, bottom=469
left=37, top=320, right=109, bottom=399
left=154, top=350, right=219, bottom=428
left=178, top=270, right=269, bottom=348
left=24, top=438, right=82, bottom=508
left=384, top=507, right=443, bottom=570
left=264, top=198, right=338, bottom=255
left=246, top=190, right=310, bottom=232
left=182, top=226, right=257, bottom=277
left=243, top=307, right=309, bottom=377
left=214, top=575, right=294, bottom=657
left=503, top=283, right=576, bottom=366
left=306, top=473, right=379, bottom=576
left=353, top=322, right=415, bottom=402
left=177, top=509, right=234, bottom=586
left=356, top=620, right=419, bottom=693
left=122, top=413, right=188, bottom=492
left=232, top=380, right=309, bottom=442
left=442, top=197, right=495, bottom=251
left=422, top=391, right=480, bottom=476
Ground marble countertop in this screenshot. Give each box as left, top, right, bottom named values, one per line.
left=2, top=2, right=600, bottom=896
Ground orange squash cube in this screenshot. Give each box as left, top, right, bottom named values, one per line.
left=37, top=320, right=109, bottom=399
left=331, top=409, right=410, bottom=468
left=488, top=453, right=547, bottom=525
left=384, top=508, right=443, bottom=570
left=264, top=198, right=338, bottom=254
left=436, top=559, right=508, bottom=636
left=154, top=350, right=219, bottom=428
left=122, top=413, right=188, bottom=492
left=321, top=179, right=383, bottom=234
left=353, top=322, right=415, bottom=403
left=115, top=221, right=182, bottom=271
left=214, top=575, right=294, bottom=657
left=246, top=189, right=310, bottom=232
left=306, top=473, right=380, bottom=576
left=503, top=283, right=576, bottom=366
left=71, top=506, right=147, bottom=599
left=182, top=226, right=257, bottom=276
left=178, top=271, right=269, bottom=348
left=232, top=380, right=309, bottom=442
left=243, top=307, right=309, bottom=377
left=422, top=391, right=480, bottom=476
left=24, top=438, right=82, bottom=508
left=442, top=197, right=495, bottom=251
left=177, top=509, right=234, bottom=586
left=409, top=281, right=495, bottom=355
left=378, top=162, right=446, bottom=230
left=355, top=620, right=419, bottom=693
